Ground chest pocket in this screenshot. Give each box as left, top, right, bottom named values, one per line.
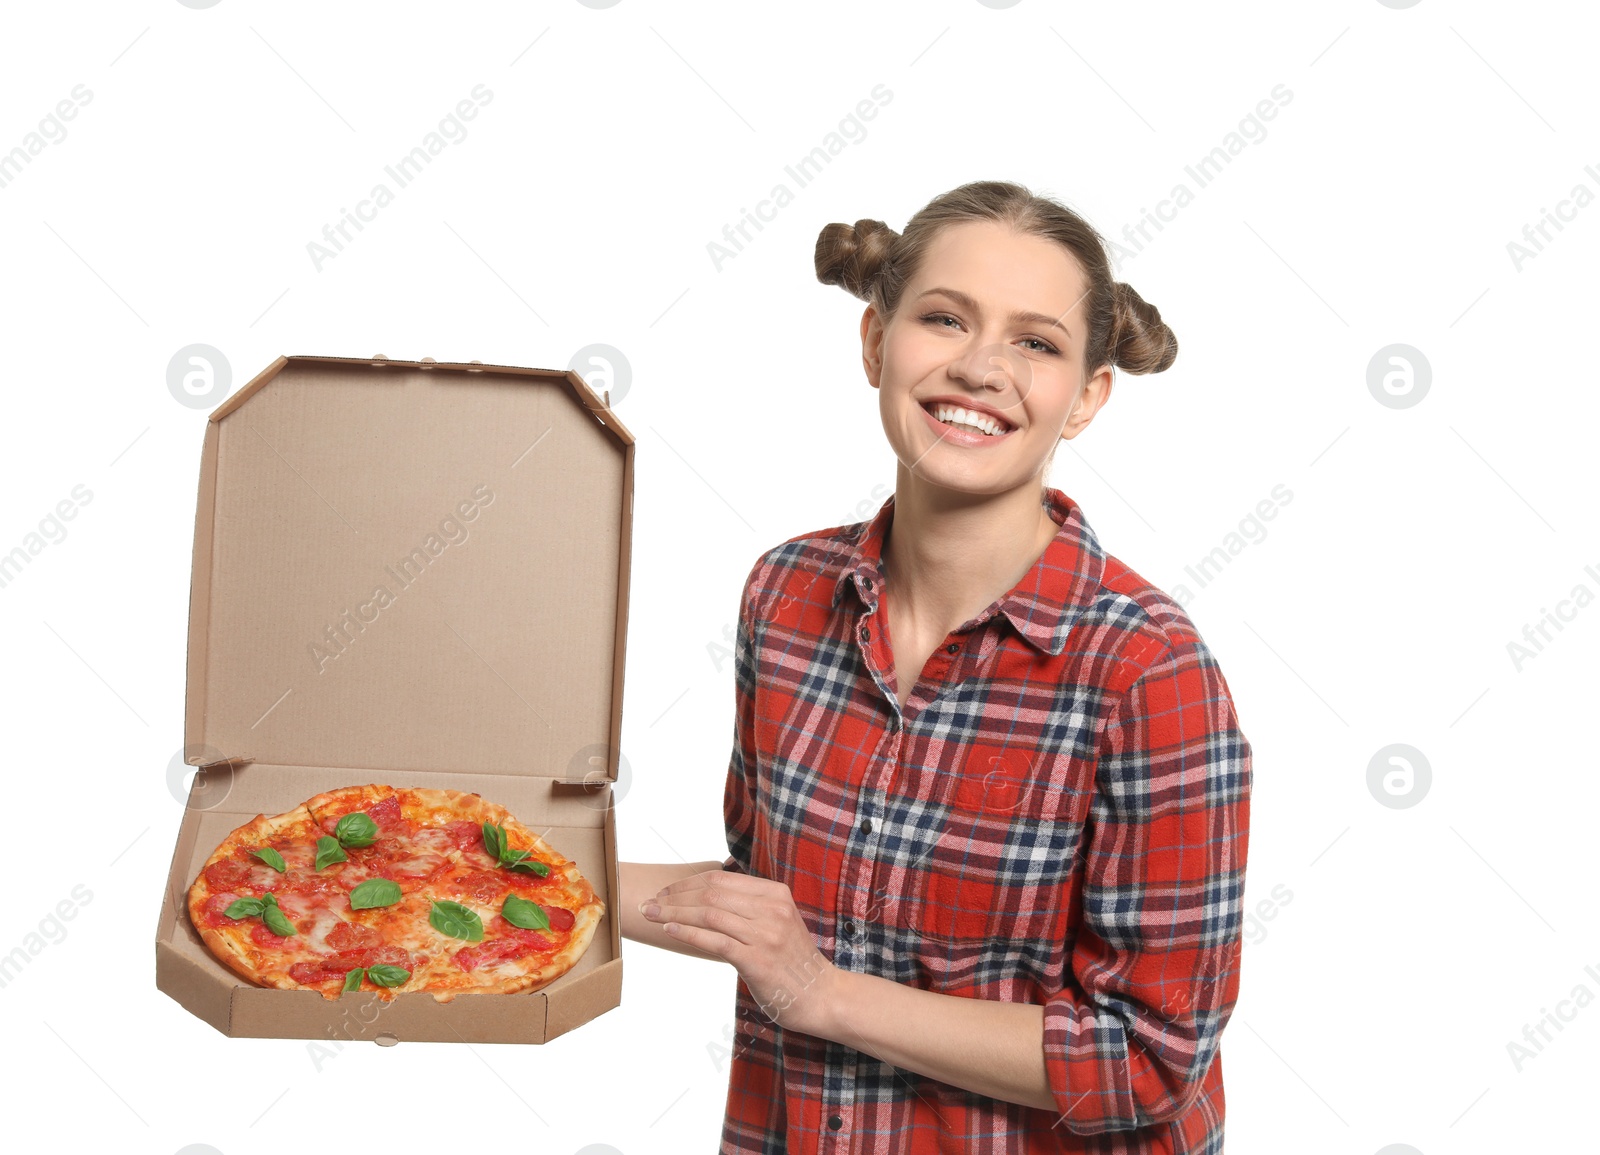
left=911, top=743, right=1086, bottom=968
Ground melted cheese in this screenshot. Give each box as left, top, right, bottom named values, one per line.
left=409, top=825, right=458, bottom=854
left=380, top=895, right=442, bottom=955
left=456, top=846, right=500, bottom=871
left=272, top=890, right=348, bottom=953
left=277, top=843, right=318, bottom=870
left=384, top=849, right=451, bottom=879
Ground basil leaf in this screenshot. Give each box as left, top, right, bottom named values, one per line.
left=348, top=878, right=402, bottom=910
left=501, top=894, right=550, bottom=932
left=342, top=968, right=366, bottom=993
left=482, top=821, right=550, bottom=875
left=261, top=891, right=280, bottom=907
left=251, top=847, right=287, bottom=873
left=314, top=835, right=348, bottom=871
left=365, top=964, right=411, bottom=988
left=223, top=897, right=265, bottom=919
left=336, top=812, right=379, bottom=848
left=481, top=821, right=505, bottom=861
left=261, top=903, right=297, bottom=937
left=505, top=852, right=551, bottom=878
left=429, top=899, right=484, bottom=942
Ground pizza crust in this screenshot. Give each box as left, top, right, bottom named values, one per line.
left=186, top=804, right=323, bottom=989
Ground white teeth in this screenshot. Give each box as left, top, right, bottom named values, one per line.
left=929, top=403, right=1008, bottom=436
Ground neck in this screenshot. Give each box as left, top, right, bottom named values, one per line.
left=880, top=466, right=1061, bottom=637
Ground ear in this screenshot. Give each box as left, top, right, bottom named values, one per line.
left=861, top=304, right=885, bottom=390
left=1060, top=363, right=1114, bottom=440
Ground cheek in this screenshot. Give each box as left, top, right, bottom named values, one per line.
left=880, top=383, right=921, bottom=429
left=882, top=329, right=950, bottom=384
left=882, top=398, right=921, bottom=455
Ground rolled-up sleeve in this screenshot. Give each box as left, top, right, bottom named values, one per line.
left=721, top=572, right=761, bottom=878
left=1043, top=635, right=1253, bottom=1132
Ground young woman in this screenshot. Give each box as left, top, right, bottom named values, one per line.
left=621, top=180, right=1253, bottom=1154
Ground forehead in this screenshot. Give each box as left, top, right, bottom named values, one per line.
left=910, top=219, right=1089, bottom=321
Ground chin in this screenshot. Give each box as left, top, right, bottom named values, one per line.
left=900, top=460, right=1030, bottom=498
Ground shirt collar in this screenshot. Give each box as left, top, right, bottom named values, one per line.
left=830, top=486, right=1107, bottom=657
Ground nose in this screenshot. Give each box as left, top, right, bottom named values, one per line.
left=949, top=339, right=1031, bottom=400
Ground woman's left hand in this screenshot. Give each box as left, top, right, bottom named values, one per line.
left=640, top=870, right=839, bottom=1037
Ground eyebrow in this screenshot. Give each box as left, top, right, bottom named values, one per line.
left=915, top=286, right=1072, bottom=339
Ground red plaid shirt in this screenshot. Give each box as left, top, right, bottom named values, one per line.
left=718, top=486, right=1252, bottom=1154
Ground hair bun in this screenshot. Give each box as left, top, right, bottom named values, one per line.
left=815, top=218, right=898, bottom=303
left=1110, top=282, right=1178, bottom=375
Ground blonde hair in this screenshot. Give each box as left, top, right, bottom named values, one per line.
left=814, top=179, right=1177, bottom=379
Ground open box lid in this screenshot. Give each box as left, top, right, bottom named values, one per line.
left=184, top=354, right=634, bottom=782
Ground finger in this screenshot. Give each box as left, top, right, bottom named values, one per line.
left=659, top=868, right=773, bottom=898
left=654, top=871, right=768, bottom=914
left=654, top=916, right=742, bottom=961
left=681, top=876, right=766, bottom=920
left=649, top=894, right=759, bottom=946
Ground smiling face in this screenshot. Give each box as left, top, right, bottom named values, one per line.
left=861, top=219, right=1113, bottom=496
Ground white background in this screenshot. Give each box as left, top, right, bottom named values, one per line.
left=1, top=2, right=1595, bottom=1152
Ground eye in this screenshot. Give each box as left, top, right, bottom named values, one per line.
left=919, top=313, right=1059, bottom=356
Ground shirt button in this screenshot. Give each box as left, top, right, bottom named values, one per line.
left=828, top=1114, right=843, bottom=1130
left=945, top=642, right=959, bottom=654
left=859, top=624, right=871, bottom=642
left=842, top=920, right=856, bottom=937
left=860, top=817, right=873, bottom=834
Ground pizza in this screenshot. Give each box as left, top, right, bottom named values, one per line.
left=186, top=784, right=605, bottom=1002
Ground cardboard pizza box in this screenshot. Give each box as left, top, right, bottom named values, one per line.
left=155, top=353, right=633, bottom=1044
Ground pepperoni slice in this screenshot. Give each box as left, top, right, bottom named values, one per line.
left=475, top=895, right=573, bottom=934
left=288, top=945, right=411, bottom=986
left=240, top=863, right=286, bottom=893
left=203, top=859, right=252, bottom=890
left=281, top=863, right=357, bottom=893
left=250, top=921, right=293, bottom=948
left=330, top=945, right=411, bottom=971
left=200, top=893, right=241, bottom=927
left=325, top=922, right=383, bottom=951
left=442, top=820, right=482, bottom=850
left=486, top=911, right=568, bottom=940
left=454, top=938, right=536, bottom=972
left=289, top=961, right=340, bottom=984
left=376, top=852, right=452, bottom=884
left=449, top=870, right=509, bottom=905
left=366, top=796, right=403, bottom=829
left=363, top=945, right=411, bottom=970
left=456, top=846, right=501, bottom=871
left=503, top=869, right=552, bottom=893
left=516, top=922, right=551, bottom=944
left=459, top=917, right=557, bottom=972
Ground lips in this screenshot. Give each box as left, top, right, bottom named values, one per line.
left=918, top=401, right=1017, bottom=446
left=919, top=398, right=1017, bottom=432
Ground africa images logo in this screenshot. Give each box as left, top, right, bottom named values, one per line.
left=308, top=485, right=494, bottom=673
